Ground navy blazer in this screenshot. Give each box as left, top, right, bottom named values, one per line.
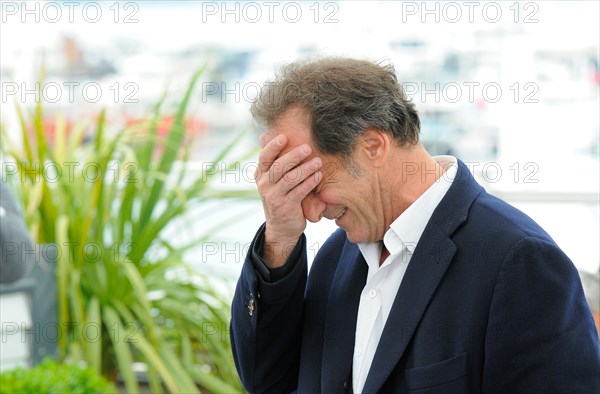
left=231, top=160, right=600, bottom=393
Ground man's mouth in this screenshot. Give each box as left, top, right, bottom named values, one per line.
left=334, top=208, right=347, bottom=222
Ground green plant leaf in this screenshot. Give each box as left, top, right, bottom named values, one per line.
left=86, top=297, right=102, bottom=374
left=103, top=305, right=140, bottom=393
left=138, top=66, right=206, bottom=235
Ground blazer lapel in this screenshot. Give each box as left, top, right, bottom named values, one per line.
left=362, top=225, right=457, bottom=393
left=321, top=241, right=368, bottom=393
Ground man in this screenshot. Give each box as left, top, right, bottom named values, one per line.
left=230, top=57, right=600, bottom=393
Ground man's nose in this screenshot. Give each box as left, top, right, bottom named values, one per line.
left=302, top=193, right=327, bottom=223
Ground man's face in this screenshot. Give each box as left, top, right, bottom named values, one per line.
left=264, top=106, right=386, bottom=244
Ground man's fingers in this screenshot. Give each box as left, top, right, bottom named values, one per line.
left=258, top=132, right=272, bottom=148
left=268, top=144, right=312, bottom=184
left=281, top=155, right=321, bottom=202
left=255, top=134, right=287, bottom=180
left=289, top=169, right=322, bottom=203
left=256, top=141, right=313, bottom=185
left=277, top=157, right=321, bottom=193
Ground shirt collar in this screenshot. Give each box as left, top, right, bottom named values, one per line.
left=388, top=156, right=457, bottom=253
left=358, top=156, right=457, bottom=263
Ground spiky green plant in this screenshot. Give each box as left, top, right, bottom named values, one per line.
left=1, top=68, right=256, bottom=393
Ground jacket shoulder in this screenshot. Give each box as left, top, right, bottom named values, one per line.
left=467, top=191, right=554, bottom=244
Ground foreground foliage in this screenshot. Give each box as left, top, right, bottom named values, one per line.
left=1, top=68, right=254, bottom=393
left=0, top=358, right=117, bottom=394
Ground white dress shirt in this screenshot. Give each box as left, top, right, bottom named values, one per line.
left=352, top=156, right=458, bottom=393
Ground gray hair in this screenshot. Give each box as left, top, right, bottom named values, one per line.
left=251, top=57, right=421, bottom=162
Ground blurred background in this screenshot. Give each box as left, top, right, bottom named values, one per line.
left=1, top=1, right=598, bottom=392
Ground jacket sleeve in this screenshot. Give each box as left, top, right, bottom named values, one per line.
left=482, top=236, right=600, bottom=393
left=230, top=224, right=308, bottom=394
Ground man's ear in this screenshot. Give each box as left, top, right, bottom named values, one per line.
left=359, top=128, right=389, bottom=166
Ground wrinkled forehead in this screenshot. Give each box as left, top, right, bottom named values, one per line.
left=265, top=106, right=316, bottom=156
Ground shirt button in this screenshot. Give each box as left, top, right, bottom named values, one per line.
left=369, top=289, right=377, bottom=298
left=355, top=348, right=362, bottom=356
left=343, top=381, right=349, bottom=390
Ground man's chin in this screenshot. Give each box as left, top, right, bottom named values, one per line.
left=343, top=229, right=363, bottom=244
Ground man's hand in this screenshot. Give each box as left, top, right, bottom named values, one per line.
left=254, top=133, right=322, bottom=268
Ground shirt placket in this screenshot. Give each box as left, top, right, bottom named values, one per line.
left=353, top=267, right=386, bottom=391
